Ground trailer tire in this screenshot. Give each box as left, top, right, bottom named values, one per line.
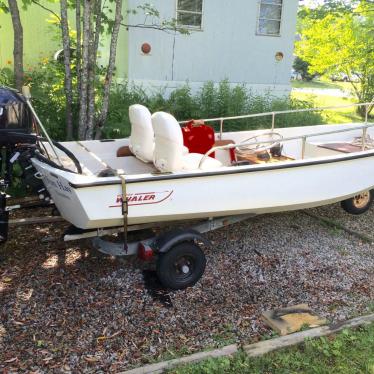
left=156, top=242, right=206, bottom=290
left=341, top=190, right=373, bottom=215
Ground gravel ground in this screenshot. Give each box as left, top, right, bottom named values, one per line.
left=312, top=202, right=374, bottom=237
left=1, top=204, right=374, bottom=373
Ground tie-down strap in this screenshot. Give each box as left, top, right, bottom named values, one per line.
left=119, top=174, right=128, bottom=250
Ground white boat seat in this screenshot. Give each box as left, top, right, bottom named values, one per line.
left=151, top=111, right=222, bottom=172
left=129, top=104, right=154, bottom=163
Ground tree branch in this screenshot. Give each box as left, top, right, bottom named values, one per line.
left=120, top=22, right=189, bottom=35
left=31, top=0, right=61, bottom=21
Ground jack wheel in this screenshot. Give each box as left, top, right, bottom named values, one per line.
left=341, top=190, right=373, bottom=215
left=156, top=242, right=206, bottom=290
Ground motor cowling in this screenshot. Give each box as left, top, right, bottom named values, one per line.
left=0, top=87, right=36, bottom=147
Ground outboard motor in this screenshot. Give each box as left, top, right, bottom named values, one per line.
left=0, top=87, right=48, bottom=243
left=0, top=87, right=36, bottom=147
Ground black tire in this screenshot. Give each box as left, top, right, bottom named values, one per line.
left=156, top=242, right=206, bottom=290
left=341, top=190, right=373, bottom=215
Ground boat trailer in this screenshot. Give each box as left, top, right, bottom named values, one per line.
left=1, top=86, right=373, bottom=289
left=62, top=213, right=256, bottom=289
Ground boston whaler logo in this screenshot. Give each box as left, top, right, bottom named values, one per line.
left=110, top=190, right=173, bottom=207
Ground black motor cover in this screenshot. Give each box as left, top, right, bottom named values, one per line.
left=0, top=87, right=35, bottom=146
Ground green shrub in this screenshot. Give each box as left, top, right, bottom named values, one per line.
left=103, top=80, right=323, bottom=138
left=1, top=64, right=322, bottom=141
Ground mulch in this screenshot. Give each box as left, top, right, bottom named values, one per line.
left=1, top=204, right=373, bottom=373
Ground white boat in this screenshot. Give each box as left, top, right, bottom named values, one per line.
left=1, top=86, right=373, bottom=289
left=31, top=103, right=374, bottom=230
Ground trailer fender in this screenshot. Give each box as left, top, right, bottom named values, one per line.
left=155, top=229, right=210, bottom=254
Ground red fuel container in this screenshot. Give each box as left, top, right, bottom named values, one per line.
left=182, top=120, right=215, bottom=157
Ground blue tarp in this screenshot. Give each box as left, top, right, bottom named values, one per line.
left=0, top=87, right=25, bottom=106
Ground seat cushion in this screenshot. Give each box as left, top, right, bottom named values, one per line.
left=129, top=104, right=154, bottom=163
left=152, top=111, right=222, bottom=173
left=182, top=153, right=222, bottom=171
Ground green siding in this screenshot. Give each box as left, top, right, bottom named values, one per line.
left=0, top=0, right=129, bottom=78
left=98, top=0, right=129, bottom=79
left=117, top=2, right=129, bottom=79
left=0, top=1, right=68, bottom=68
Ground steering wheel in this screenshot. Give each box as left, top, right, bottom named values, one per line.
left=236, top=132, right=283, bottom=155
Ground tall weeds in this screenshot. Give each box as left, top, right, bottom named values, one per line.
left=104, top=79, right=323, bottom=138
left=0, top=67, right=323, bottom=140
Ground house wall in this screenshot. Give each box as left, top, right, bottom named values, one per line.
left=0, top=1, right=129, bottom=79
left=97, top=2, right=129, bottom=80
left=0, top=1, right=69, bottom=69
left=126, top=0, right=298, bottom=96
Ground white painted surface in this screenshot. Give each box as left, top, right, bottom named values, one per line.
left=32, top=123, right=374, bottom=229
left=126, top=0, right=298, bottom=96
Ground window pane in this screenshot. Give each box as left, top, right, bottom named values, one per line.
left=258, top=19, right=281, bottom=35
left=260, top=4, right=282, bottom=20
left=178, top=0, right=203, bottom=12
left=177, top=12, right=202, bottom=27
left=261, top=0, right=282, bottom=4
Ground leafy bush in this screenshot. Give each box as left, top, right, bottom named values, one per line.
left=103, top=80, right=323, bottom=138
left=1, top=65, right=322, bottom=141
left=0, top=61, right=74, bottom=140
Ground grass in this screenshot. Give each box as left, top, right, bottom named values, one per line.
left=168, top=324, right=374, bottom=374
left=291, top=91, right=362, bottom=124
left=291, top=80, right=355, bottom=92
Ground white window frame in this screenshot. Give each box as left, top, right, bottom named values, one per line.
left=256, top=0, right=283, bottom=37
left=175, top=0, right=204, bottom=30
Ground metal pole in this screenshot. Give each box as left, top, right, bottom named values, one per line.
left=301, top=136, right=306, bottom=159
left=362, top=127, right=367, bottom=151
left=365, top=104, right=369, bottom=125
left=179, top=102, right=372, bottom=126
left=22, top=87, right=63, bottom=166
left=198, top=122, right=374, bottom=169
left=219, top=118, right=224, bottom=140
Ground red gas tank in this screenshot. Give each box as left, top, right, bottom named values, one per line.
left=182, top=120, right=215, bottom=156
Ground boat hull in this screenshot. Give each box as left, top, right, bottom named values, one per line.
left=32, top=152, right=374, bottom=229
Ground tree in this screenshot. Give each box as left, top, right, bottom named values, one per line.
left=296, top=0, right=374, bottom=115
left=2, top=0, right=184, bottom=139
left=58, top=1, right=185, bottom=139
left=293, top=56, right=317, bottom=81
left=60, top=0, right=74, bottom=139
left=6, top=0, right=23, bottom=90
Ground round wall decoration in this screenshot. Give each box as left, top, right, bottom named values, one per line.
left=275, top=52, right=284, bottom=61
left=141, top=43, right=151, bottom=54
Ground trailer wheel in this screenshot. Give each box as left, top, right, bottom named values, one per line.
left=341, top=190, right=373, bottom=215
left=156, top=242, right=206, bottom=290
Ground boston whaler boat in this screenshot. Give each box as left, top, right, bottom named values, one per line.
left=0, top=86, right=373, bottom=289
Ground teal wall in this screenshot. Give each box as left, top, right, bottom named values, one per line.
left=0, top=0, right=129, bottom=78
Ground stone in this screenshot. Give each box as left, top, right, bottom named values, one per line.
left=261, top=304, right=328, bottom=336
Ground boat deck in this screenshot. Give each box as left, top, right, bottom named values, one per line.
left=43, top=122, right=374, bottom=178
